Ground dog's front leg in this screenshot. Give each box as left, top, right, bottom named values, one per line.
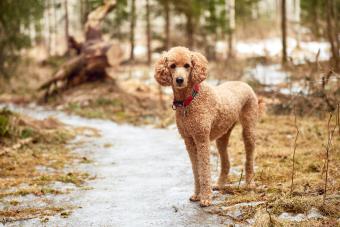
left=194, top=135, right=212, bottom=207
left=184, top=137, right=200, bottom=202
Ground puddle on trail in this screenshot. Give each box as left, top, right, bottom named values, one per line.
left=1, top=104, right=230, bottom=226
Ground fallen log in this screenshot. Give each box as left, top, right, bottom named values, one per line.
left=39, top=0, right=119, bottom=102
left=39, top=55, right=85, bottom=91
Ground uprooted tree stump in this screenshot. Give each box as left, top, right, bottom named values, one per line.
left=39, top=0, right=122, bottom=102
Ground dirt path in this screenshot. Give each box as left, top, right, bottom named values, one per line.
left=4, top=105, right=225, bottom=227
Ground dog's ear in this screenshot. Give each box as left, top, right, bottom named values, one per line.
left=154, top=52, right=172, bottom=86
left=191, top=51, right=208, bottom=84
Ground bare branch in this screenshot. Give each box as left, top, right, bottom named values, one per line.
left=323, top=104, right=339, bottom=204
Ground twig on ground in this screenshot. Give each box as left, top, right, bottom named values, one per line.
left=290, top=105, right=300, bottom=195
left=265, top=202, right=274, bottom=227
left=238, top=169, right=243, bottom=189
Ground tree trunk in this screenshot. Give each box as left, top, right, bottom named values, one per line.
left=312, top=0, right=320, bottom=37
left=164, top=0, right=170, bottom=50
left=53, top=0, right=57, bottom=53
left=326, top=0, right=340, bottom=72
left=293, top=0, right=301, bottom=48
left=227, top=0, right=235, bottom=58
left=84, top=0, right=116, bottom=41
left=80, top=0, right=84, bottom=25
left=83, top=0, right=90, bottom=25
left=129, top=0, right=136, bottom=61
left=46, top=0, right=52, bottom=56
left=333, top=0, right=339, bottom=51
left=281, top=0, right=288, bottom=64
left=64, top=0, right=70, bottom=53
left=186, top=14, right=194, bottom=49
left=146, top=0, right=151, bottom=65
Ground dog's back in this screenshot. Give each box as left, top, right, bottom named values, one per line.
left=215, top=81, right=259, bottom=116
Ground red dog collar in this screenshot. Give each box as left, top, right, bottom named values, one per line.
left=172, top=84, right=200, bottom=110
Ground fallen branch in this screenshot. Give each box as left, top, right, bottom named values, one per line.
left=265, top=202, right=274, bottom=227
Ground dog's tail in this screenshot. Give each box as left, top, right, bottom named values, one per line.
left=258, top=97, right=266, bottom=118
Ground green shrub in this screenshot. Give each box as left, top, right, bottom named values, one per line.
left=95, top=98, right=121, bottom=106
left=0, top=114, right=10, bottom=136
left=20, top=128, right=34, bottom=139
left=0, top=108, right=13, bottom=136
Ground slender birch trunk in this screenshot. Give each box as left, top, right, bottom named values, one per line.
left=146, top=0, right=151, bottom=65
left=164, top=0, right=170, bottom=50
left=64, top=0, right=70, bottom=53
left=326, top=0, right=340, bottom=72
left=129, top=0, right=136, bottom=61
left=186, top=13, right=194, bottom=49
left=227, top=0, right=235, bottom=58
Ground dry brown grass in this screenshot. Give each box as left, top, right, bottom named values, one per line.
left=46, top=81, right=172, bottom=126
left=0, top=207, right=70, bottom=223
left=0, top=109, right=90, bottom=222
left=212, top=113, right=340, bottom=225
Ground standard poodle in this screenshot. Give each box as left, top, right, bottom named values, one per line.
left=154, top=46, right=263, bottom=207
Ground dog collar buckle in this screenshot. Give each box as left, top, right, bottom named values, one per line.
left=172, top=103, right=177, bottom=110
left=172, top=84, right=200, bottom=111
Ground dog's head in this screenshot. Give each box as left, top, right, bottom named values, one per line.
left=154, top=46, right=208, bottom=89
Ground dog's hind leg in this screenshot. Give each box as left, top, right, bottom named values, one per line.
left=213, top=124, right=235, bottom=190
left=240, top=100, right=258, bottom=186
left=184, top=137, right=200, bottom=202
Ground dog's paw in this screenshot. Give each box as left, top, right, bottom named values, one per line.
left=212, top=183, right=226, bottom=191
left=245, top=181, right=256, bottom=189
left=189, top=194, right=200, bottom=202
left=213, top=177, right=229, bottom=191
left=199, top=199, right=212, bottom=207
left=213, top=182, right=228, bottom=191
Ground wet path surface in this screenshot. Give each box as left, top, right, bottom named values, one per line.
left=3, top=105, right=225, bottom=227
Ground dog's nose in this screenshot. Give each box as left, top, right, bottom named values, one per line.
left=176, top=77, right=184, bottom=85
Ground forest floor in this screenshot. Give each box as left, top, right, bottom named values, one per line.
left=0, top=105, right=338, bottom=226
left=0, top=58, right=339, bottom=226
left=208, top=114, right=339, bottom=226
left=0, top=108, right=92, bottom=223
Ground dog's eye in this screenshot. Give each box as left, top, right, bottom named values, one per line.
left=170, top=64, right=176, bottom=69
left=184, top=63, right=190, bottom=68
